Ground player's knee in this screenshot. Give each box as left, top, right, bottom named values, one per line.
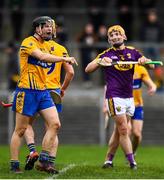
left=50, top=121, right=61, bottom=130
left=56, top=121, right=61, bottom=130
left=119, top=126, right=128, bottom=136
left=15, top=127, right=27, bottom=137
left=133, top=130, right=142, bottom=139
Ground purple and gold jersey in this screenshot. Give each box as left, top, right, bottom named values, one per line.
left=18, top=36, right=50, bottom=90
left=46, top=41, right=69, bottom=89
left=133, top=65, right=150, bottom=107
left=96, top=46, right=143, bottom=98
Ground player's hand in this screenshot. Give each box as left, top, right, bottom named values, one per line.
left=63, top=57, right=78, bottom=66
left=138, top=57, right=155, bottom=69
left=148, top=84, right=157, bottom=96
left=102, top=57, right=112, bottom=64
left=97, top=57, right=112, bottom=66
left=61, top=89, right=65, bottom=97
left=103, top=104, right=108, bottom=115
left=138, top=57, right=151, bottom=65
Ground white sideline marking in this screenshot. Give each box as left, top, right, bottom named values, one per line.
left=46, top=163, right=76, bottom=179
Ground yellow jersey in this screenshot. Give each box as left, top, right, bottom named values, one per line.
left=133, top=65, right=150, bottom=107
left=18, top=36, right=51, bottom=90
left=46, top=40, right=69, bottom=89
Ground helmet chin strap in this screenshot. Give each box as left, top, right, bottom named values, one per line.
left=35, top=24, right=43, bottom=39
left=35, top=24, right=52, bottom=41
left=44, top=36, right=52, bottom=41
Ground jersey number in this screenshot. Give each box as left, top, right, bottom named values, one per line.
left=47, top=63, right=56, bottom=74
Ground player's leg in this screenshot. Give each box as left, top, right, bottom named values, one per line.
left=45, top=121, right=59, bottom=168
left=127, top=118, right=132, bottom=136
left=10, top=113, right=30, bottom=173
left=11, top=88, right=51, bottom=173
left=131, top=106, right=144, bottom=154
left=102, top=124, right=119, bottom=168
left=131, top=120, right=143, bottom=154
left=113, top=114, right=132, bottom=152
left=40, top=107, right=60, bottom=151
left=24, top=117, right=39, bottom=170
left=36, top=106, right=60, bottom=174
left=113, top=114, right=136, bottom=169
left=107, top=97, right=136, bottom=169
left=49, top=136, right=59, bottom=168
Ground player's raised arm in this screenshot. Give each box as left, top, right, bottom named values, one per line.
left=85, top=59, right=99, bottom=73
left=31, top=49, right=77, bottom=65
left=26, top=16, right=78, bottom=66
left=85, top=57, right=112, bottom=73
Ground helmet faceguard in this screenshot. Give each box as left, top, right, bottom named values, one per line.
left=32, top=16, right=53, bottom=41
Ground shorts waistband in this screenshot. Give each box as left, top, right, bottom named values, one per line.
left=16, top=87, right=47, bottom=93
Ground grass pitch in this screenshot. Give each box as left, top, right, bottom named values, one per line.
left=0, top=145, right=164, bottom=179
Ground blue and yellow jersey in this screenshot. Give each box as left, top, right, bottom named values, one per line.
left=133, top=65, right=150, bottom=107
left=18, top=36, right=51, bottom=90
left=46, top=40, right=69, bottom=89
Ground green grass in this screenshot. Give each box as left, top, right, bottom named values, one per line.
left=0, top=145, right=164, bottom=179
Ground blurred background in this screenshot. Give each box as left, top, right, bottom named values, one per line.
left=0, top=0, right=164, bottom=146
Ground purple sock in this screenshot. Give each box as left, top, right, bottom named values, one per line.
left=126, top=153, right=135, bottom=164
left=107, top=153, right=114, bottom=161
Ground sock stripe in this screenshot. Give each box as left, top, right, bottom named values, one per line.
left=49, top=156, right=56, bottom=163
left=28, top=143, right=36, bottom=153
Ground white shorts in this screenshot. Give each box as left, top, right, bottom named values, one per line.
left=106, top=97, right=135, bottom=117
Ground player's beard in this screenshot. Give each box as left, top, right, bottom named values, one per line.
left=113, top=42, right=124, bottom=48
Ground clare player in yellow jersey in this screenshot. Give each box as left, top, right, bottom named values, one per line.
left=129, top=64, right=156, bottom=155
left=10, top=16, right=77, bottom=174
left=23, top=19, right=74, bottom=173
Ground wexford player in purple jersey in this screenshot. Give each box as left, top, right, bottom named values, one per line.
left=102, top=65, right=156, bottom=170
left=85, top=25, right=153, bottom=169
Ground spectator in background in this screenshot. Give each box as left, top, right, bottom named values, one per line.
left=139, top=10, right=162, bottom=59
left=0, top=1, right=4, bottom=40
left=86, top=0, right=108, bottom=32
left=96, top=25, right=108, bottom=85
left=8, top=0, right=25, bottom=41
left=138, top=0, right=157, bottom=21
left=5, top=41, right=19, bottom=91
left=139, top=10, right=163, bottom=91
left=96, top=25, right=108, bottom=54
left=115, top=0, right=133, bottom=41
left=55, top=16, right=68, bottom=47
left=76, top=23, right=97, bottom=87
